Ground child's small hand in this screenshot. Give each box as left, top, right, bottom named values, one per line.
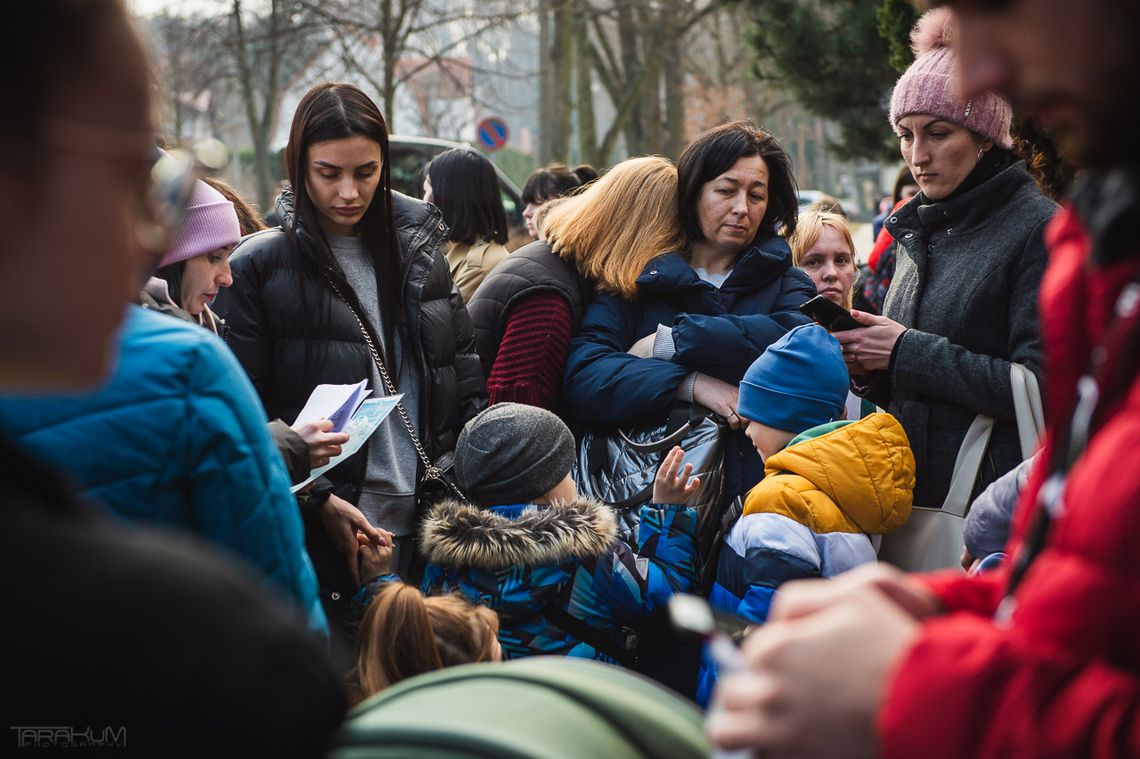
left=356, top=529, right=394, bottom=584
left=653, top=446, right=701, bottom=505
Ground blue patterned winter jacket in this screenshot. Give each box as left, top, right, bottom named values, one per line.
left=0, top=306, right=326, bottom=635
left=411, top=497, right=698, bottom=663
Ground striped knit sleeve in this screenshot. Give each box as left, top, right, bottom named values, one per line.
left=486, top=291, right=573, bottom=410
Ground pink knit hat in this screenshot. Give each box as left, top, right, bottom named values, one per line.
left=159, top=179, right=241, bottom=268
left=888, top=7, right=1013, bottom=150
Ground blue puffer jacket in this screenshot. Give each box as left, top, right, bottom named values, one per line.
left=562, top=238, right=816, bottom=505
left=0, top=306, right=326, bottom=635
left=403, top=497, right=698, bottom=663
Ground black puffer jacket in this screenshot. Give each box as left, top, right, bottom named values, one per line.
left=220, top=189, right=487, bottom=508
left=467, top=240, right=590, bottom=377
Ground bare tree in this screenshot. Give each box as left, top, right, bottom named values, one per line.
left=307, top=0, right=533, bottom=134
left=229, top=0, right=296, bottom=209
left=148, top=11, right=231, bottom=140
left=580, top=0, right=717, bottom=163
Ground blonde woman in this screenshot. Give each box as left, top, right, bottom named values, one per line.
left=792, top=210, right=872, bottom=419
left=791, top=210, right=857, bottom=310
left=466, top=156, right=684, bottom=410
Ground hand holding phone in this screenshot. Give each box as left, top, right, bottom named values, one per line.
left=798, top=295, right=862, bottom=332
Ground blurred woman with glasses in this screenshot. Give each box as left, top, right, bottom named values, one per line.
left=0, top=1, right=346, bottom=752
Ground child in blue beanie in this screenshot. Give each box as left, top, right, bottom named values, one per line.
left=696, top=324, right=916, bottom=704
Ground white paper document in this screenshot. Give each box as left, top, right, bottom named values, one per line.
left=290, top=394, right=404, bottom=494
left=293, top=379, right=371, bottom=433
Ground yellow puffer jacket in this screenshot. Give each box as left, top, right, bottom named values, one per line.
left=710, top=413, right=915, bottom=627
left=744, top=412, right=915, bottom=535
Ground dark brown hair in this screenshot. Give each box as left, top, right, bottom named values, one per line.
left=522, top=163, right=583, bottom=205
left=283, top=82, right=403, bottom=372
left=202, top=176, right=267, bottom=236
left=1, top=0, right=133, bottom=145
left=677, top=121, right=800, bottom=244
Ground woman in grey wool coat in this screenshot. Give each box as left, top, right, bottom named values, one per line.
left=835, top=8, right=1057, bottom=509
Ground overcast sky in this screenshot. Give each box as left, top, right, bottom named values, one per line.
left=129, top=0, right=247, bottom=16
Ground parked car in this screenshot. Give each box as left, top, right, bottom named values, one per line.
left=797, top=189, right=859, bottom=218
left=389, top=135, right=524, bottom=230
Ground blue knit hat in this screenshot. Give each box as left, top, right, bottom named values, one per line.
left=737, top=324, right=849, bottom=433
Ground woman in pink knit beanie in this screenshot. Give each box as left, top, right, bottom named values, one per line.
left=143, top=178, right=241, bottom=334
left=830, top=6, right=1057, bottom=528
left=888, top=6, right=1013, bottom=201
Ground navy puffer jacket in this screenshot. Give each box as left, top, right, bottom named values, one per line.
left=562, top=237, right=816, bottom=505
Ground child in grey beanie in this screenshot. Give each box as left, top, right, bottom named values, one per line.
left=453, top=403, right=577, bottom=506
left=355, top=402, right=703, bottom=671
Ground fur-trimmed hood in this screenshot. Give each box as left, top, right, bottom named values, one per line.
left=420, top=498, right=618, bottom=571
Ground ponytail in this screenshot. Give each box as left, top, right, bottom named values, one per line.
left=356, top=584, right=499, bottom=699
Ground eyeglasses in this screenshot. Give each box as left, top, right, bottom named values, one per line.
left=44, top=119, right=198, bottom=254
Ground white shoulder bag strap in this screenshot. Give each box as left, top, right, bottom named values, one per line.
left=942, top=415, right=995, bottom=517
left=942, top=363, right=1044, bottom=517
left=1011, top=363, right=1046, bottom=459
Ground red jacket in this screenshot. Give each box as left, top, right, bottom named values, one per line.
left=878, top=203, right=1140, bottom=758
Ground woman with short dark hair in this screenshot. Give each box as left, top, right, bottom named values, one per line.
left=520, top=163, right=583, bottom=239
left=423, top=147, right=510, bottom=301
left=564, top=120, right=816, bottom=536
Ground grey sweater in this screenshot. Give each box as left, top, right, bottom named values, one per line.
left=862, top=161, right=1057, bottom=508
left=328, top=234, right=422, bottom=536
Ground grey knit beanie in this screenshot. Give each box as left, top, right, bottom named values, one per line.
left=454, top=403, right=576, bottom=506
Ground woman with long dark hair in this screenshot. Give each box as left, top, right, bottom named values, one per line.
left=422, top=147, right=510, bottom=301
left=221, top=82, right=487, bottom=637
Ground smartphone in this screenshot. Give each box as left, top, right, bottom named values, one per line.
left=799, top=294, right=862, bottom=332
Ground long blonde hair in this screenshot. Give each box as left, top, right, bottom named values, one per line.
left=790, top=210, right=857, bottom=309
left=542, top=156, right=684, bottom=299
left=355, top=583, right=499, bottom=700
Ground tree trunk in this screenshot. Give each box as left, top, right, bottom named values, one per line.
left=616, top=2, right=641, bottom=156
left=635, top=6, right=661, bottom=154
left=231, top=0, right=272, bottom=209
left=662, top=22, right=685, bottom=157
left=640, top=57, right=662, bottom=154
left=382, top=0, right=398, bottom=129
left=548, top=0, right=573, bottom=162
left=573, top=0, right=598, bottom=166
left=538, top=0, right=554, bottom=161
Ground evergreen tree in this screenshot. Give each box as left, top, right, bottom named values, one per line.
left=878, top=0, right=919, bottom=74
left=738, top=0, right=916, bottom=161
